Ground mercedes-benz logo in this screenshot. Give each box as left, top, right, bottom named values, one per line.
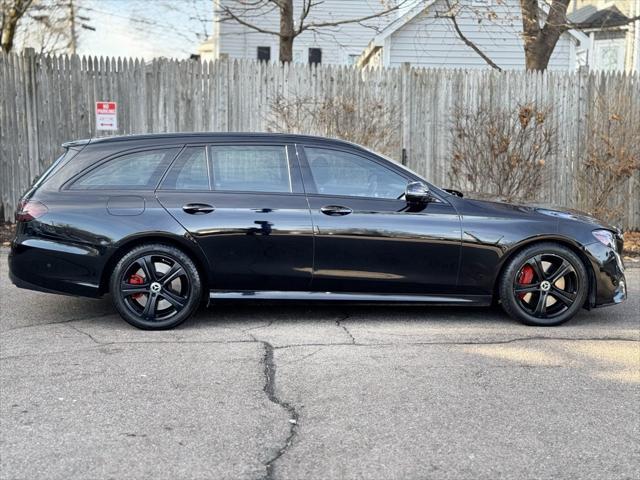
left=540, top=280, right=551, bottom=292
left=150, top=282, right=162, bottom=293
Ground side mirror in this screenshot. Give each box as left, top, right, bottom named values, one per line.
left=405, top=181, right=431, bottom=204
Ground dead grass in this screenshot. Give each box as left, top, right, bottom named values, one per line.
left=623, top=231, right=640, bottom=256
left=1, top=222, right=15, bottom=246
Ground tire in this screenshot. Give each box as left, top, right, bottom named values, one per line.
left=109, top=243, right=202, bottom=330
left=498, top=242, right=589, bottom=326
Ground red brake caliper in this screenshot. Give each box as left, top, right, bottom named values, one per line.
left=129, top=273, right=145, bottom=300
left=517, top=265, right=534, bottom=299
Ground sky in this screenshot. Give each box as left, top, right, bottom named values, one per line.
left=76, top=0, right=213, bottom=60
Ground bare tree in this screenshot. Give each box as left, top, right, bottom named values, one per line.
left=434, top=0, right=640, bottom=72
left=437, top=0, right=503, bottom=71
left=124, top=0, right=212, bottom=48
left=1, top=0, right=93, bottom=54
left=1, top=0, right=33, bottom=52
left=521, top=0, right=639, bottom=71
left=217, top=0, right=410, bottom=63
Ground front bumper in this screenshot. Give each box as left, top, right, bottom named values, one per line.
left=582, top=241, right=626, bottom=308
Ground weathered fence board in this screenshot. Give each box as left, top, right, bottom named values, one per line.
left=1, top=51, right=639, bottom=228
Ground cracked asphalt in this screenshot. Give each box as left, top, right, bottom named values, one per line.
left=1, top=250, right=639, bottom=480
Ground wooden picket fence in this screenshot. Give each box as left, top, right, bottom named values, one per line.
left=1, top=50, right=639, bottom=228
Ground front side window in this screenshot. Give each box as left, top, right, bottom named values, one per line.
left=160, top=147, right=209, bottom=190
left=72, top=148, right=178, bottom=190
left=210, top=145, right=291, bottom=193
left=305, top=147, right=407, bottom=199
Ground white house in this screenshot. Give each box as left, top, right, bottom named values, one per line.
left=569, top=1, right=640, bottom=73
left=200, top=0, right=589, bottom=71
left=200, top=0, right=404, bottom=65
left=356, top=0, right=589, bottom=70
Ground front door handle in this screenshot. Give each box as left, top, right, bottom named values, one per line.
left=182, top=203, right=215, bottom=215
left=320, top=205, right=353, bottom=216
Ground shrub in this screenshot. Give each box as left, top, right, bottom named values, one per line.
left=449, top=103, right=554, bottom=201
left=266, top=94, right=401, bottom=159
left=577, top=97, right=640, bottom=225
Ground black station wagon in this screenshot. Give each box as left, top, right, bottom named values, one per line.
left=9, top=133, right=626, bottom=329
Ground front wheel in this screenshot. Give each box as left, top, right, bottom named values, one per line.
left=498, top=243, right=589, bottom=326
left=109, top=244, right=202, bottom=330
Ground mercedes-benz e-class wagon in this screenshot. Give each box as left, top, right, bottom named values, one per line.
left=9, top=133, right=626, bottom=329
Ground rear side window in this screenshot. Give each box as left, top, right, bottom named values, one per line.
left=210, top=145, right=291, bottom=193
left=32, top=150, right=75, bottom=189
left=160, top=147, right=209, bottom=190
left=71, top=148, right=178, bottom=190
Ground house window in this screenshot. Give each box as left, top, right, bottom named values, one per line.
left=593, top=39, right=625, bottom=72
left=257, top=46, right=271, bottom=62
left=309, top=48, right=322, bottom=65
left=348, top=54, right=360, bottom=65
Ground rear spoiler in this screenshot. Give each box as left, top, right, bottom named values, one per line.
left=61, top=138, right=91, bottom=149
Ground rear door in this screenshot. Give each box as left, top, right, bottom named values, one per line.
left=156, top=143, right=313, bottom=291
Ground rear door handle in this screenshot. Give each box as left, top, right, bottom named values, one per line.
left=320, top=205, right=353, bottom=216
left=182, top=203, right=215, bottom=215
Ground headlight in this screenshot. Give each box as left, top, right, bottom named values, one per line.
left=592, top=229, right=617, bottom=250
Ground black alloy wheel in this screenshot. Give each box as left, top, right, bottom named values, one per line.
left=499, top=243, right=589, bottom=326
left=110, top=244, right=202, bottom=329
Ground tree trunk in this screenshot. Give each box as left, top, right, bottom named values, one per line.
left=1, top=6, right=19, bottom=53
left=279, top=0, right=294, bottom=63
left=520, top=0, right=570, bottom=71
left=524, top=36, right=561, bottom=71
left=1, top=0, right=34, bottom=53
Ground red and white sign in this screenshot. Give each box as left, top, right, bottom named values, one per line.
left=96, top=101, right=117, bottom=131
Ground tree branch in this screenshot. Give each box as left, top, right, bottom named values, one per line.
left=1, top=0, right=35, bottom=53
left=442, top=1, right=502, bottom=71
left=217, top=4, right=281, bottom=37
left=567, top=15, right=640, bottom=31
left=298, top=0, right=408, bottom=33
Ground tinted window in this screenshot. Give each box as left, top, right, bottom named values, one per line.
left=72, top=148, right=178, bottom=190
left=210, top=145, right=291, bottom=193
left=160, top=147, right=209, bottom=190
left=305, top=147, right=407, bottom=199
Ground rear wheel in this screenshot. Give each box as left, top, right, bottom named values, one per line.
left=109, top=244, right=202, bottom=330
left=499, top=243, right=589, bottom=326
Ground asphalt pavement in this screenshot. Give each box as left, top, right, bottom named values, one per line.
left=1, top=250, right=638, bottom=480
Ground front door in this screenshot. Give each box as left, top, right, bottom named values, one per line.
left=299, top=145, right=461, bottom=294
left=156, top=144, right=313, bottom=291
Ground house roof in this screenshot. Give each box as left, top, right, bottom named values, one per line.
left=568, top=5, right=631, bottom=29
left=369, top=0, right=436, bottom=47
left=367, top=0, right=588, bottom=49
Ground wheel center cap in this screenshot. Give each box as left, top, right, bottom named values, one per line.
left=540, top=280, right=551, bottom=292
left=150, top=282, right=162, bottom=293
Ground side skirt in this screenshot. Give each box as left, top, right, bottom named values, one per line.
left=209, top=290, right=492, bottom=306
